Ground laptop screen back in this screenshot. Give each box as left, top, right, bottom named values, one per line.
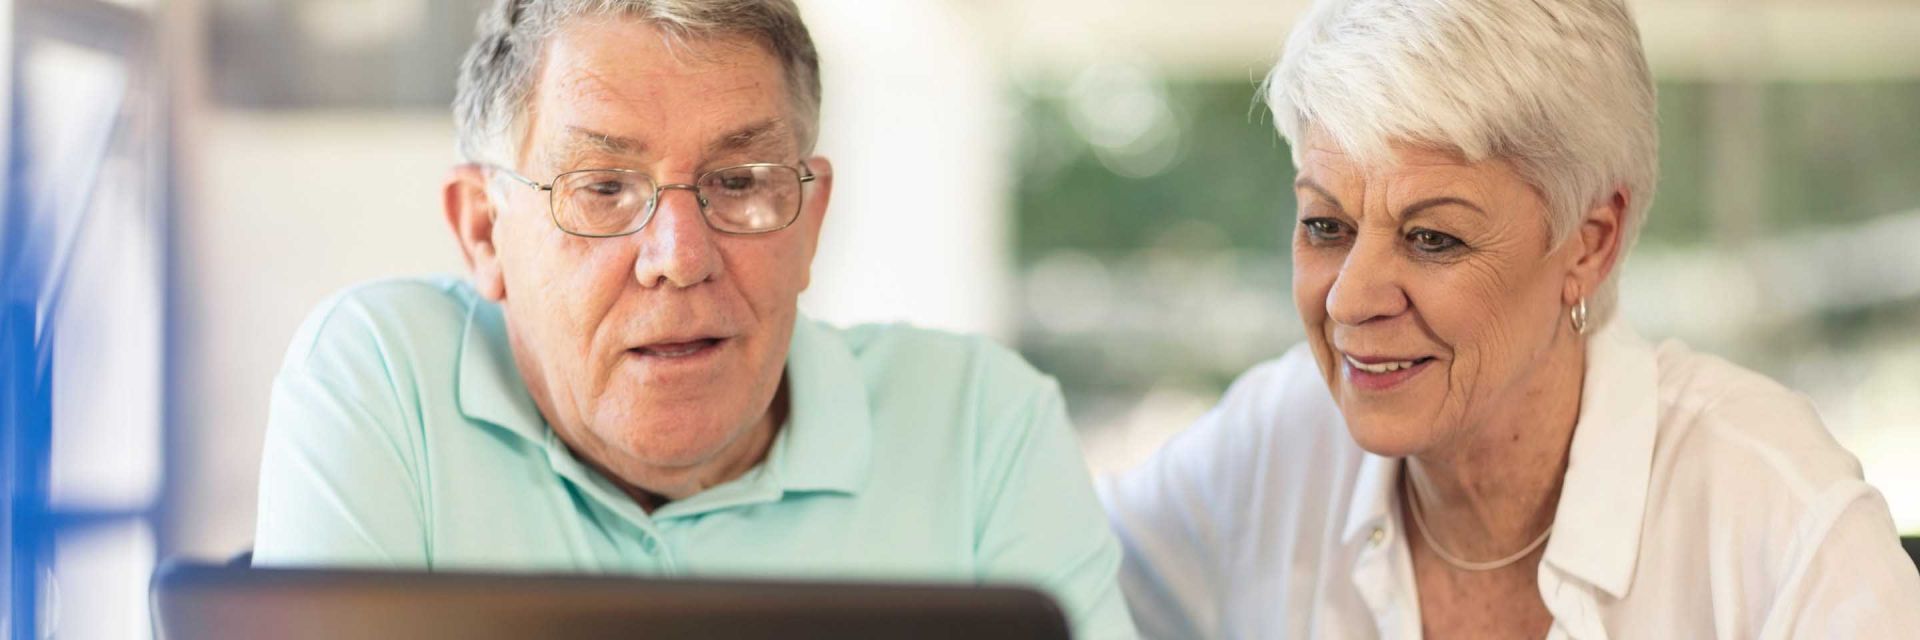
left=152, top=563, right=1071, bottom=640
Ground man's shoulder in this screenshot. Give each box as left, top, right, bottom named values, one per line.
left=809, top=320, right=1065, bottom=460
left=282, top=275, right=479, bottom=375
left=828, top=320, right=1053, bottom=397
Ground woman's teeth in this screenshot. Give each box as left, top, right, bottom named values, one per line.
left=1345, top=355, right=1421, bottom=373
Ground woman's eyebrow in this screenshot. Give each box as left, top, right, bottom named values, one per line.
left=1293, top=177, right=1345, bottom=212
left=1400, top=196, right=1485, bottom=219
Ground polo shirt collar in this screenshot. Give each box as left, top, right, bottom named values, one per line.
left=453, top=300, right=872, bottom=497
left=454, top=294, right=549, bottom=441
left=761, top=315, right=872, bottom=495
left=1540, top=319, right=1660, bottom=599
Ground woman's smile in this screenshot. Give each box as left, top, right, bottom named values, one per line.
left=1341, top=352, right=1439, bottom=391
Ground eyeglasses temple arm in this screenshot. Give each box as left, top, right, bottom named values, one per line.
left=486, top=164, right=552, bottom=191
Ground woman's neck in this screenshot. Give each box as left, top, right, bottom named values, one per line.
left=1405, top=338, right=1587, bottom=559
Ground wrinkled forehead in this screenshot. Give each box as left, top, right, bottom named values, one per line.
left=539, top=119, right=799, bottom=170
left=1293, top=130, right=1549, bottom=216
left=518, top=17, right=803, bottom=166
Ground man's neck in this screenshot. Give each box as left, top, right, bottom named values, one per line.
left=640, top=383, right=788, bottom=511
left=564, top=381, right=789, bottom=514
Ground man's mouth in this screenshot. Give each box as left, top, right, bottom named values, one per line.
left=631, top=337, right=725, bottom=359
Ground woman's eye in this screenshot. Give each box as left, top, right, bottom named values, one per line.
left=1407, top=229, right=1464, bottom=253
left=1300, top=218, right=1350, bottom=244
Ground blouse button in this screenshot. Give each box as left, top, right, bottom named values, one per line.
left=1369, top=528, right=1387, bottom=547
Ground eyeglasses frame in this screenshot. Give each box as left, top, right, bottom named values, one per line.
left=487, top=161, right=819, bottom=238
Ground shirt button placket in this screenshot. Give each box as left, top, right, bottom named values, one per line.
left=637, top=527, right=682, bottom=575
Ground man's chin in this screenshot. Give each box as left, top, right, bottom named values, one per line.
left=594, top=416, right=761, bottom=472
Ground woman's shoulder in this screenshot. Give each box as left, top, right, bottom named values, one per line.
left=1611, top=336, right=1918, bottom=632
left=1640, top=338, right=1884, bottom=575
left=1103, top=343, right=1362, bottom=515
left=1200, top=343, right=1352, bottom=459
left=1099, top=342, right=1372, bottom=636
left=1648, top=338, right=1865, bottom=498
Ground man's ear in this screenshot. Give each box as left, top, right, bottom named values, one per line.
left=793, top=155, right=834, bottom=292
left=444, top=164, right=508, bottom=301
left=1564, top=187, right=1628, bottom=305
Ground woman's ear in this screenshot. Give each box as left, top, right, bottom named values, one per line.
left=1565, top=188, right=1627, bottom=305
left=444, top=165, right=508, bottom=301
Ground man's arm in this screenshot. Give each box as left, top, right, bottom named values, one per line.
left=973, top=377, right=1139, bottom=640
left=252, top=298, right=430, bottom=567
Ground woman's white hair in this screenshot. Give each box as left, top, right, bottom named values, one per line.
left=1263, top=0, right=1658, bottom=325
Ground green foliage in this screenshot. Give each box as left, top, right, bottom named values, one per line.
left=1013, top=80, right=1296, bottom=261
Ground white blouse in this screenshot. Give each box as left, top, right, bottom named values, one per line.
left=1100, top=322, right=1920, bottom=639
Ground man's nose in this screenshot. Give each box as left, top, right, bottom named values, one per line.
left=1325, top=231, right=1410, bottom=327
left=632, top=186, right=721, bottom=289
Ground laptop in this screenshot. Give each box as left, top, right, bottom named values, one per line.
left=151, top=563, right=1071, bottom=640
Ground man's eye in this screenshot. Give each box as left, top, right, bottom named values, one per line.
left=709, top=174, right=757, bottom=193
left=584, top=181, right=625, bottom=196
left=1300, top=218, right=1350, bottom=243
left=1407, top=229, right=1464, bottom=253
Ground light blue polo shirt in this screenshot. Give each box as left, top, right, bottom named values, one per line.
left=253, top=277, right=1136, bottom=639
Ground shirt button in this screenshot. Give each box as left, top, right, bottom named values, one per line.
left=1369, top=528, right=1386, bottom=547
left=640, top=537, right=659, bottom=553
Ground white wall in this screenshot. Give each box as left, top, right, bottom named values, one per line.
left=799, top=0, right=1013, bottom=337
left=170, top=110, right=464, bottom=558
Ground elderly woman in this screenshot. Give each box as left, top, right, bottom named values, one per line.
left=1100, top=0, right=1920, bottom=638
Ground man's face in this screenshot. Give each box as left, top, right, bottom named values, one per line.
left=484, top=17, right=828, bottom=494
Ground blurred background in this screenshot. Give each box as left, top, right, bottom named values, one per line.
left=3, top=0, right=1917, bottom=636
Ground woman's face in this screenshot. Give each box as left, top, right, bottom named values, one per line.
left=1291, top=134, right=1588, bottom=457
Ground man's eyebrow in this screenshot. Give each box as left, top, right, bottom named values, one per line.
left=1293, top=177, right=1345, bottom=213
left=708, top=118, right=791, bottom=156
left=561, top=126, right=647, bottom=157
left=553, top=120, right=791, bottom=163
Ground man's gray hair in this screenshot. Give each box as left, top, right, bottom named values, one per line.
left=454, top=0, right=822, bottom=166
left=1264, top=0, right=1658, bottom=325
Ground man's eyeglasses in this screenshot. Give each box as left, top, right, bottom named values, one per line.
left=488, top=163, right=818, bottom=237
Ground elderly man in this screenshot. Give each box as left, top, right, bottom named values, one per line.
left=251, top=1, right=1133, bottom=637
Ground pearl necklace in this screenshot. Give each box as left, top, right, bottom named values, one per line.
left=1402, top=467, right=1553, bottom=572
